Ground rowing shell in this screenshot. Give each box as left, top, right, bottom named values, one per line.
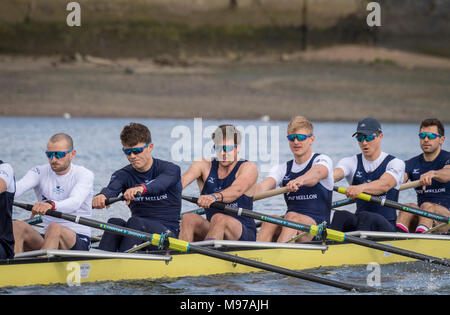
left=1, top=233, right=448, bottom=288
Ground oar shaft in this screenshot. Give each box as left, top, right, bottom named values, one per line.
left=13, top=201, right=372, bottom=292
left=182, top=196, right=346, bottom=242
left=182, top=196, right=450, bottom=268
left=189, top=244, right=374, bottom=292
left=13, top=201, right=190, bottom=253
left=332, top=198, right=356, bottom=208
left=334, top=187, right=450, bottom=224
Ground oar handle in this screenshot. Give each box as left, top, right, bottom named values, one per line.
left=253, top=179, right=420, bottom=202
left=103, top=191, right=142, bottom=206
left=13, top=201, right=33, bottom=211
left=254, top=187, right=288, bottom=201
left=400, top=180, right=421, bottom=190
left=105, top=195, right=125, bottom=206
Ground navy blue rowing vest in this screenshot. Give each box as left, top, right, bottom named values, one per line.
left=282, top=154, right=332, bottom=224
left=201, top=159, right=256, bottom=234
left=100, top=159, right=182, bottom=233
left=0, top=160, right=15, bottom=259
left=405, top=149, right=450, bottom=208
left=352, top=154, right=399, bottom=222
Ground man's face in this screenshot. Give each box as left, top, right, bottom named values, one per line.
left=356, top=132, right=382, bottom=158
left=215, top=138, right=239, bottom=167
left=288, top=128, right=314, bottom=158
left=123, top=142, right=153, bottom=172
left=46, top=140, right=74, bottom=174
left=420, top=125, right=444, bottom=154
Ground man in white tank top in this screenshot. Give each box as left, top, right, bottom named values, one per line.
left=13, top=133, right=94, bottom=253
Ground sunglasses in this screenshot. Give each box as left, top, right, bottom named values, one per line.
left=214, top=144, right=238, bottom=152
left=419, top=132, right=442, bottom=140
left=45, top=149, right=73, bottom=159
left=286, top=134, right=312, bottom=142
left=122, top=142, right=151, bottom=156
left=355, top=134, right=379, bottom=143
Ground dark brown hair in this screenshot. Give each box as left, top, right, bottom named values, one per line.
left=212, top=124, right=241, bottom=145
left=120, top=123, right=152, bottom=146
left=420, top=118, right=445, bottom=136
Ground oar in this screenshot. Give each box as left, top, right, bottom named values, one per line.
left=332, top=198, right=356, bottom=208
left=333, top=186, right=450, bottom=225
left=253, top=180, right=421, bottom=202
left=19, top=216, right=43, bottom=225
left=104, top=195, right=125, bottom=206
left=12, top=201, right=374, bottom=292
left=182, top=196, right=450, bottom=267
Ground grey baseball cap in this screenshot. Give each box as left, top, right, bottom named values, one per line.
left=352, top=117, right=382, bottom=136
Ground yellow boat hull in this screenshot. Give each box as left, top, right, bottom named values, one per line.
left=1, top=238, right=449, bottom=288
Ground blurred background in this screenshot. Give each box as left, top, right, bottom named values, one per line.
left=0, top=0, right=449, bottom=121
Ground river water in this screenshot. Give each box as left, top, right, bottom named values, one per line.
left=0, top=117, right=448, bottom=295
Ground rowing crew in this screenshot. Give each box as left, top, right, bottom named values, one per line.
left=0, top=117, right=449, bottom=259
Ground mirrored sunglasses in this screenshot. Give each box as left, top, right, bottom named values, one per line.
left=45, top=149, right=73, bottom=159
left=122, top=142, right=151, bottom=155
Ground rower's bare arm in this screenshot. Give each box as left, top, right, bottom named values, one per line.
left=255, top=177, right=277, bottom=195
left=432, top=165, right=450, bottom=183
left=298, top=164, right=329, bottom=187
left=359, top=172, right=397, bottom=195
left=181, top=159, right=208, bottom=189
left=220, top=162, right=258, bottom=202
left=333, top=167, right=345, bottom=183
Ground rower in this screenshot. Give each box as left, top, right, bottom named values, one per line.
left=13, top=133, right=94, bottom=253
left=0, top=160, right=15, bottom=259
left=396, top=118, right=450, bottom=233
left=93, top=123, right=182, bottom=252
left=256, top=116, right=333, bottom=242
left=179, top=124, right=258, bottom=242
left=331, top=117, right=405, bottom=232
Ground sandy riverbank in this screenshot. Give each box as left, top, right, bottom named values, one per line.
left=1, top=45, right=449, bottom=123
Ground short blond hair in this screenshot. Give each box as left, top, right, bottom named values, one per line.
left=287, top=116, right=313, bottom=134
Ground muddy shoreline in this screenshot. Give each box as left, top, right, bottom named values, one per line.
left=1, top=45, right=449, bottom=123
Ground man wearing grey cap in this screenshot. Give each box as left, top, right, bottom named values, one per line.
left=331, top=118, right=405, bottom=232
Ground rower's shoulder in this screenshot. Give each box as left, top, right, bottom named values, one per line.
left=153, top=158, right=181, bottom=173
left=28, top=163, right=51, bottom=176
left=191, top=157, right=212, bottom=169
left=71, top=164, right=94, bottom=180
left=440, top=149, right=450, bottom=159
left=238, top=160, right=258, bottom=174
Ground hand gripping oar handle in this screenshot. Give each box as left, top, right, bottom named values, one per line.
left=182, top=196, right=450, bottom=268
left=252, top=180, right=421, bottom=202
left=104, top=195, right=126, bottom=206
left=12, top=201, right=374, bottom=292
left=333, top=186, right=450, bottom=225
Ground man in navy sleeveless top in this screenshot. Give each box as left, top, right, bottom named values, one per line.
left=93, top=123, right=182, bottom=252
left=256, top=116, right=333, bottom=243
left=0, top=161, right=15, bottom=259
left=179, top=124, right=258, bottom=242
left=397, top=118, right=450, bottom=233
left=331, top=118, right=405, bottom=232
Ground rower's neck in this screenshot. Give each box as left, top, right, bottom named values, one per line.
left=294, top=150, right=312, bottom=165
left=363, top=148, right=382, bottom=162
left=217, top=160, right=238, bottom=178
left=423, top=147, right=441, bottom=162
left=56, top=163, right=72, bottom=176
